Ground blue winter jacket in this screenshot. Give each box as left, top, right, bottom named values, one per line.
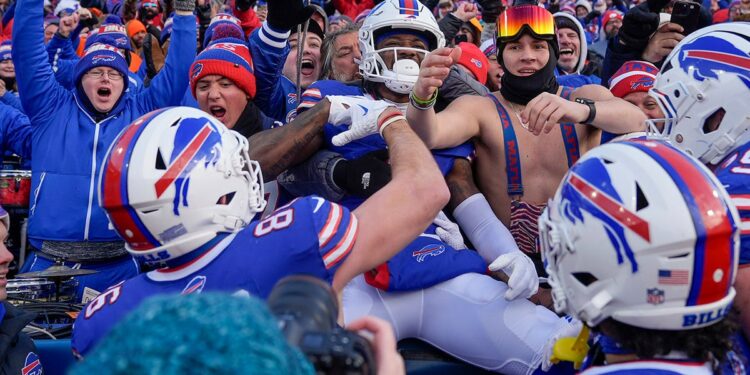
left=0, top=103, right=32, bottom=160
left=249, top=21, right=299, bottom=124
left=12, top=0, right=196, bottom=247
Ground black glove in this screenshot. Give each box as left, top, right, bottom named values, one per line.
left=235, top=0, right=255, bottom=11
left=477, top=0, right=502, bottom=24
left=332, top=150, right=391, bottom=198
left=618, top=0, right=669, bottom=51
left=267, top=0, right=315, bottom=30
left=583, top=10, right=601, bottom=24
left=80, top=15, right=99, bottom=29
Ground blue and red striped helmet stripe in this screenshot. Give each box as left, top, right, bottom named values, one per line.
left=102, top=110, right=166, bottom=250
left=626, top=140, right=736, bottom=307
left=399, top=0, right=419, bottom=15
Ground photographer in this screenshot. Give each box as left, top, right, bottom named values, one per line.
left=71, top=291, right=404, bottom=375
left=600, top=0, right=712, bottom=84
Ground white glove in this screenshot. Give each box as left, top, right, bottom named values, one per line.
left=433, top=211, right=467, bottom=250
left=489, top=251, right=539, bottom=300
left=326, top=95, right=400, bottom=146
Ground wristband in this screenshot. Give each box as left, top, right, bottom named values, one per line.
left=409, top=89, right=438, bottom=110
left=377, top=111, right=406, bottom=136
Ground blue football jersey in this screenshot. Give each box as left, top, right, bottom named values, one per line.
left=72, top=196, right=357, bottom=357
left=715, top=142, right=750, bottom=265
left=296, top=80, right=487, bottom=292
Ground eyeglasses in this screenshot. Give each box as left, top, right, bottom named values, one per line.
left=497, top=5, right=555, bottom=41
left=86, top=69, right=124, bottom=81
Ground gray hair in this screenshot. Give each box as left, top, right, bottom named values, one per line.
left=321, top=23, right=360, bottom=80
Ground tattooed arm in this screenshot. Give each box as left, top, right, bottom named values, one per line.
left=248, top=99, right=331, bottom=181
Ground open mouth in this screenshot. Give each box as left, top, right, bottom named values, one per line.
left=518, top=69, right=537, bottom=75
left=560, top=48, right=575, bottom=57
left=97, top=87, right=112, bottom=98
left=210, top=105, right=227, bottom=120
left=301, top=59, right=315, bottom=76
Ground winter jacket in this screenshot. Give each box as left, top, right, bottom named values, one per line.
left=249, top=21, right=299, bottom=123
left=0, top=103, right=31, bottom=160
left=12, top=0, right=196, bottom=248
left=0, top=302, right=40, bottom=375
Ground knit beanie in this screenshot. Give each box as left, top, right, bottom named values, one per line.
left=86, top=24, right=132, bottom=51
left=555, top=14, right=580, bottom=35
left=0, top=41, right=11, bottom=62
left=574, top=0, right=591, bottom=13
left=480, top=38, right=496, bottom=58
left=104, top=14, right=124, bottom=25
left=457, top=42, right=489, bottom=85
left=602, top=10, right=623, bottom=28
left=203, top=14, right=243, bottom=48
left=190, top=38, right=256, bottom=99
left=55, top=0, right=80, bottom=16
left=608, top=60, right=658, bottom=98
left=126, top=20, right=147, bottom=38
left=0, top=205, right=8, bottom=232
left=69, top=293, right=315, bottom=375
left=75, top=43, right=130, bottom=91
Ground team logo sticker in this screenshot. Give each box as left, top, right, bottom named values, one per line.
left=647, top=288, right=665, bottom=305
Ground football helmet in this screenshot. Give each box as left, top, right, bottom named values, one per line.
left=99, top=107, right=265, bottom=265
left=358, top=0, right=446, bottom=93
left=649, top=23, right=750, bottom=165
left=540, top=140, right=739, bottom=330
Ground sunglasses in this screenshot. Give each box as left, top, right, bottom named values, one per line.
left=497, top=5, right=555, bottom=41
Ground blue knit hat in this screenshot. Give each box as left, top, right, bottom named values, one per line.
left=85, top=24, right=132, bottom=51
left=75, top=43, right=129, bottom=91
left=203, top=13, right=243, bottom=48
left=69, top=293, right=315, bottom=375
left=0, top=41, right=11, bottom=62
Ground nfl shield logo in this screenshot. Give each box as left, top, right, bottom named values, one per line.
left=647, top=288, right=665, bottom=305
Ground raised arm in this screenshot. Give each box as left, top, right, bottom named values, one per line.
left=135, top=4, right=197, bottom=111
left=520, top=84, right=647, bottom=139
left=406, top=47, right=482, bottom=149
left=11, top=0, right=69, bottom=124
left=332, top=110, right=449, bottom=291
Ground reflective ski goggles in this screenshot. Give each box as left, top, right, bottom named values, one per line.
left=497, top=5, right=555, bottom=42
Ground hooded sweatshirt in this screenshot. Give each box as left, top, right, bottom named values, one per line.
left=553, top=12, right=601, bottom=87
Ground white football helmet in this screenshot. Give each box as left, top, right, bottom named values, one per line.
left=540, top=140, right=739, bottom=330
left=358, top=0, right=446, bottom=94
left=99, top=107, right=265, bottom=265
left=649, top=23, right=750, bottom=165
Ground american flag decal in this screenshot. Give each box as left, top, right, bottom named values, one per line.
left=658, top=269, right=689, bottom=285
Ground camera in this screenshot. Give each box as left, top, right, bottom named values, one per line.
left=267, top=275, right=376, bottom=375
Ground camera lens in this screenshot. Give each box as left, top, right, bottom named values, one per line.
left=267, top=275, right=340, bottom=344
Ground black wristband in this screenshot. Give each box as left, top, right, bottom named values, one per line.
left=575, top=98, right=597, bottom=125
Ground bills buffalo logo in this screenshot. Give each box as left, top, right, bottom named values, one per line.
left=92, top=54, right=116, bottom=64
left=182, top=275, right=207, bottom=295
left=630, top=76, right=654, bottom=90
left=412, top=244, right=445, bottom=262
left=471, top=58, right=483, bottom=68
left=22, top=352, right=42, bottom=375
left=191, top=63, right=203, bottom=79
left=560, top=157, right=649, bottom=273
left=154, top=117, right=223, bottom=215
left=676, top=36, right=750, bottom=86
